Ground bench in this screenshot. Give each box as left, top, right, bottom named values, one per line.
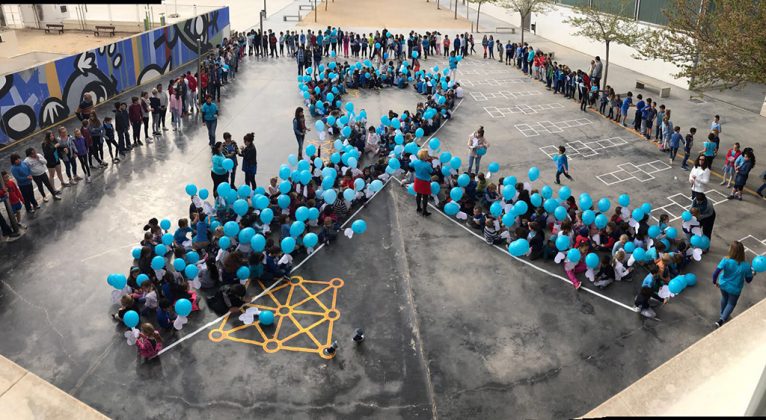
left=298, top=4, right=314, bottom=10
left=94, top=25, right=116, bottom=37
left=283, top=15, right=301, bottom=21
left=496, top=26, right=516, bottom=34
left=635, top=79, right=671, bottom=98
left=44, top=24, right=64, bottom=35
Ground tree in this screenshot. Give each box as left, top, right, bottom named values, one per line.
left=497, top=0, right=552, bottom=44
left=564, top=0, right=640, bottom=90
left=474, top=0, right=497, bottom=32
left=634, top=0, right=766, bottom=90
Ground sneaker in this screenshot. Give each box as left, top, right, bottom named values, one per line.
left=727, top=195, right=736, bottom=200
left=720, top=181, right=726, bottom=185
left=714, top=320, right=723, bottom=328
left=101, top=162, right=109, bottom=167
left=423, top=210, right=432, bottom=217
left=53, top=194, right=62, bottom=201
left=33, top=205, right=40, bottom=210
left=43, top=196, right=49, bottom=202
left=574, top=281, right=581, bottom=290
left=163, top=127, right=169, bottom=131
left=69, top=178, right=78, bottom=184
left=74, top=176, right=83, bottom=181
left=62, top=182, right=70, bottom=187
left=86, top=176, right=92, bottom=184
left=146, top=139, right=153, bottom=144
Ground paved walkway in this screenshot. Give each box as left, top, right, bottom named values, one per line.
left=0, top=355, right=106, bottom=420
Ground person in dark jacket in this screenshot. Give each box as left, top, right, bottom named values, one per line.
left=128, top=97, right=144, bottom=147
left=293, top=107, right=309, bottom=159
left=240, top=132, right=258, bottom=188
left=113, top=102, right=131, bottom=152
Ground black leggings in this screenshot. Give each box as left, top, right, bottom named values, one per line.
left=77, top=155, right=91, bottom=177
left=142, top=117, right=150, bottom=138
left=32, top=174, right=56, bottom=197
left=211, top=171, right=228, bottom=197
left=244, top=172, right=256, bottom=189
left=131, top=121, right=141, bottom=143
left=416, top=193, right=429, bottom=211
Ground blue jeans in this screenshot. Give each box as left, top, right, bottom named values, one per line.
left=205, top=120, right=217, bottom=146
left=467, top=154, right=482, bottom=174
left=720, top=289, right=740, bottom=322
left=669, top=147, right=679, bottom=161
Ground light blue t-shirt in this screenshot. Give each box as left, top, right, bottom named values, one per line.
left=717, top=258, right=752, bottom=295
left=412, top=160, right=433, bottom=181
left=703, top=141, right=717, bottom=157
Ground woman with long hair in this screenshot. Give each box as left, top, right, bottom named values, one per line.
left=41, top=131, right=67, bottom=188
left=292, top=107, right=309, bottom=159
left=412, top=149, right=433, bottom=216
left=240, top=133, right=258, bottom=189
left=713, top=241, right=754, bottom=327
left=210, top=142, right=228, bottom=197
left=689, top=154, right=710, bottom=200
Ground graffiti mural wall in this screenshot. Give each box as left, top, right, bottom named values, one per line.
left=0, top=7, right=230, bottom=145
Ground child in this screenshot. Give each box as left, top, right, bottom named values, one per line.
left=267, top=177, right=279, bottom=197
left=721, top=142, right=741, bottom=187
left=156, top=298, right=176, bottom=330
left=634, top=264, right=666, bottom=318
left=174, top=218, right=193, bottom=248
left=483, top=215, right=501, bottom=245
left=111, top=294, right=137, bottom=321
left=319, top=216, right=338, bottom=245
left=554, top=146, right=573, bottom=185
left=681, top=127, right=696, bottom=170
left=593, top=254, right=615, bottom=289
left=564, top=243, right=589, bottom=289
left=613, top=249, right=633, bottom=281
left=136, top=323, right=163, bottom=360
left=72, top=128, right=91, bottom=183
left=467, top=206, right=486, bottom=230
left=1, top=171, right=25, bottom=227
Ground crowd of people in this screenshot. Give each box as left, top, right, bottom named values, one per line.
left=0, top=33, right=250, bottom=241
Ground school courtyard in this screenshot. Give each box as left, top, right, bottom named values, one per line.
left=1, top=1, right=765, bottom=419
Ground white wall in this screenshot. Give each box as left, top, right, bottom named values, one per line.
left=477, top=3, right=690, bottom=90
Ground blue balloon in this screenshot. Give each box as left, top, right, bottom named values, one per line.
left=488, top=162, right=500, bottom=173
left=681, top=210, right=692, bottom=222
left=185, top=251, right=200, bottom=264
left=444, top=202, right=460, bottom=216
left=597, top=198, right=611, bottom=213
left=353, top=178, right=366, bottom=192
left=370, top=180, right=384, bottom=192
left=641, top=202, right=653, bottom=215
left=528, top=166, right=540, bottom=181
left=252, top=195, right=268, bottom=210
left=160, top=219, right=171, bottom=230
left=108, top=273, right=127, bottom=290
left=123, top=310, right=139, bottom=328
left=595, top=214, right=608, bottom=229
left=238, top=185, right=252, bottom=199
left=279, top=165, right=291, bottom=180
left=224, top=221, right=240, bottom=237
left=236, top=266, right=251, bottom=280
left=457, top=173, right=470, bottom=187
left=173, top=258, right=186, bottom=271
left=290, top=221, right=305, bottom=237
left=222, top=158, right=234, bottom=171
left=530, top=193, right=542, bottom=207
left=303, top=232, right=319, bottom=248
left=415, top=128, right=425, bottom=138
left=250, top=234, right=266, bottom=252
left=508, top=239, right=530, bottom=257
left=161, top=233, right=174, bottom=246
left=450, top=156, right=462, bottom=170
left=429, top=138, right=441, bottom=150
left=504, top=176, right=518, bottom=187
left=131, top=247, right=141, bottom=259
left=502, top=185, right=516, bottom=200
left=624, top=242, right=636, bottom=253
left=544, top=198, right=558, bottom=213
left=489, top=201, right=503, bottom=217
left=633, top=247, right=646, bottom=261
left=281, top=237, right=296, bottom=254
left=558, top=186, right=572, bottom=200
left=685, top=273, right=698, bottom=286
left=136, top=273, right=149, bottom=286
left=514, top=201, right=528, bottom=216
left=219, top=236, right=231, bottom=250
left=238, top=227, right=255, bottom=244
left=297, top=160, right=310, bottom=172
left=556, top=235, right=571, bottom=252
left=668, top=277, right=685, bottom=294
left=586, top=253, right=600, bottom=268
left=753, top=256, right=766, bottom=273
left=567, top=248, right=582, bottom=263
left=279, top=180, right=292, bottom=194
left=323, top=189, right=338, bottom=204
left=151, top=255, right=165, bottom=270
left=665, top=227, right=678, bottom=239
left=554, top=206, right=567, bottom=221
left=233, top=199, right=249, bottom=216
left=184, top=264, right=199, bottom=279
left=296, top=206, right=310, bottom=222
left=648, top=225, right=661, bottom=238
left=541, top=185, right=553, bottom=199
left=450, top=187, right=464, bottom=201
left=199, top=188, right=209, bottom=200
left=277, top=194, right=291, bottom=209
left=618, top=194, right=630, bottom=207
left=260, top=208, right=274, bottom=224
left=155, top=244, right=167, bottom=256
left=502, top=212, right=515, bottom=227
left=322, top=176, right=335, bottom=190
left=308, top=207, right=320, bottom=220
left=476, top=147, right=487, bottom=156
left=331, top=152, right=341, bottom=164
left=351, top=219, right=367, bottom=234
left=582, top=209, right=596, bottom=225
left=632, top=208, right=645, bottom=221
left=175, top=299, right=192, bottom=317
left=185, top=184, right=198, bottom=196
left=259, top=310, right=275, bottom=326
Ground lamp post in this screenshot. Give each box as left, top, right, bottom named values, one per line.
left=197, top=37, right=202, bottom=107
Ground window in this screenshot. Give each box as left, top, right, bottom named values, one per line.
left=593, top=0, right=637, bottom=18
left=637, top=0, right=671, bottom=25
left=559, top=0, right=590, bottom=6
left=60, top=5, right=67, bottom=13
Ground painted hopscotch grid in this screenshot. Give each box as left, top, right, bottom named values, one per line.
left=597, top=160, right=672, bottom=186
left=539, top=137, right=628, bottom=160
left=470, top=90, right=541, bottom=102
left=739, top=235, right=766, bottom=256
left=650, top=189, right=728, bottom=223
left=460, top=78, right=532, bottom=87
left=516, top=118, right=593, bottom=137
left=484, top=103, right=564, bottom=118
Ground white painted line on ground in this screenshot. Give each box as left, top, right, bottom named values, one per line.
left=391, top=177, right=640, bottom=314
left=159, top=177, right=394, bottom=355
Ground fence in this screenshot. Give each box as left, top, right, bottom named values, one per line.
left=0, top=7, right=230, bottom=145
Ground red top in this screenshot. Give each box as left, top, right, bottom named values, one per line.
left=2, top=179, right=23, bottom=205
left=128, top=103, right=143, bottom=123
left=187, top=75, right=198, bottom=92
left=200, top=73, right=209, bottom=89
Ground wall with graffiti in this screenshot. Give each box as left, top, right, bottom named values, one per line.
left=0, top=7, right=230, bottom=145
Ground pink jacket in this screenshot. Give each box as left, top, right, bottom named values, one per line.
left=169, top=94, right=183, bottom=114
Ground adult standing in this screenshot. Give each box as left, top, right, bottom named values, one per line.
left=41, top=131, right=67, bottom=189
left=296, top=46, right=306, bottom=76
left=23, top=148, right=61, bottom=202
left=466, top=126, right=488, bottom=174
left=56, top=126, right=80, bottom=184
left=591, top=56, right=603, bottom=89
left=222, top=132, right=239, bottom=185
left=156, top=83, right=168, bottom=132
left=412, top=149, right=433, bottom=216
left=712, top=241, right=754, bottom=327
left=240, top=133, right=258, bottom=189
left=186, top=71, right=198, bottom=113
left=293, top=107, right=309, bottom=160
left=691, top=192, right=716, bottom=240
left=210, top=142, right=228, bottom=198
left=689, top=155, right=710, bottom=200
left=201, top=95, right=219, bottom=149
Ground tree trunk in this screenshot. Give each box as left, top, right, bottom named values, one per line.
left=520, top=11, right=526, bottom=44
left=476, top=3, right=482, bottom=33
left=603, top=40, right=610, bottom=90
